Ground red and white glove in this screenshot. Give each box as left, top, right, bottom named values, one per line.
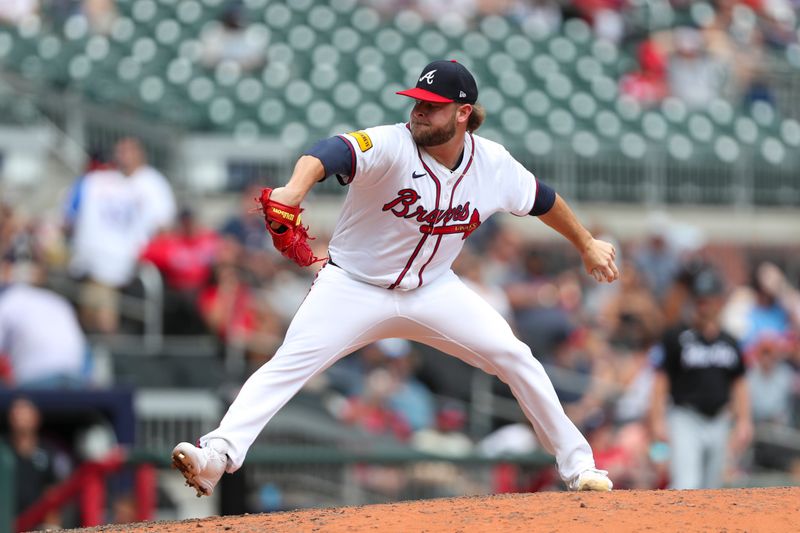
left=256, top=188, right=322, bottom=268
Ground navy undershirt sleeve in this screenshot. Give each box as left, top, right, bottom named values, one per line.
left=303, top=136, right=354, bottom=184
left=529, top=180, right=557, bottom=216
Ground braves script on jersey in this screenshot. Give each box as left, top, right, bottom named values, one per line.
left=330, top=124, right=538, bottom=290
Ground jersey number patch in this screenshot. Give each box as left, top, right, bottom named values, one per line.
left=349, top=131, right=373, bottom=152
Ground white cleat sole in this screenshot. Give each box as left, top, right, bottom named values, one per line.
left=576, top=478, right=613, bottom=492
left=171, top=449, right=208, bottom=498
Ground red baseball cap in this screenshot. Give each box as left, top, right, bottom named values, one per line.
left=397, top=59, right=478, bottom=104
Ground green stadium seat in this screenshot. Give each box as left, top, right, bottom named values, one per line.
left=780, top=118, right=800, bottom=147
left=521, top=16, right=555, bottom=43
left=355, top=101, right=385, bottom=128
left=548, top=108, right=575, bottom=137
left=734, top=116, right=760, bottom=145
left=264, top=3, right=294, bottom=32
left=707, top=98, right=734, bottom=127
left=575, top=57, right=603, bottom=83
left=713, top=135, right=741, bottom=164
left=131, top=0, right=159, bottom=24
left=660, top=97, right=687, bottom=124
left=641, top=111, right=669, bottom=141
left=687, top=114, right=715, bottom=144
left=749, top=100, right=776, bottom=128
left=306, top=100, right=336, bottom=130
left=281, top=121, right=310, bottom=148
left=380, top=83, right=408, bottom=113
left=500, top=107, right=529, bottom=135
left=462, top=32, right=490, bottom=59
left=435, top=13, right=470, bottom=40
left=529, top=54, right=559, bottom=82
left=154, top=18, right=182, bottom=47
left=480, top=15, right=511, bottom=42
left=138, top=75, right=165, bottom=105
left=569, top=92, right=597, bottom=120
left=375, top=28, right=405, bottom=55
left=351, top=6, right=380, bottom=34
left=563, top=18, right=592, bottom=46
left=208, top=95, right=236, bottom=125
left=165, top=56, right=193, bottom=85
left=288, top=24, right=316, bottom=52
left=393, top=9, right=424, bottom=36
left=330, top=0, right=358, bottom=15
left=187, top=75, right=216, bottom=103
left=525, top=87, right=552, bottom=119
left=235, top=77, right=264, bottom=105
left=498, top=71, right=526, bottom=98
left=357, top=64, right=387, bottom=94
left=759, top=136, right=787, bottom=166
left=486, top=52, right=515, bottom=78
left=595, top=110, right=622, bottom=139
left=667, top=133, right=695, bottom=161
left=261, top=60, right=291, bottom=89
left=312, top=43, right=340, bottom=66
left=244, top=0, right=269, bottom=9
left=287, top=0, right=314, bottom=13
left=504, top=34, right=534, bottom=62
left=214, top=61, right=242, bottom=87
left=549, top=37, right=577, bottom=65
left=284, top=79, right=314, bottom=108
left=331, top=27, right=360, bottom=54
left=545, top=73, right=573, bottom=101
left=307, top=5, right=336, bottom=32
left=68, top=54, right=93, bottom=83
left=419, top=30, right=449, bottom=57
left=525, top=130, right=554, bottom=156
left=355, top=46, right=383, bottom=68
left=480, top=87, right=505, bottom=114
left=590, top=74, right=617, bottom=102
left=309, top=63, right=339, bottom=91
left=591, top=40, right=619, bottom=66
left=233, top=120, right=261, bottom=139
left=619, top=132, right=647, bottom=160
left=332, top=81, right=362, bottom=110
left=176, top=1, right=204, bottom=26
left=572, top=131, right=600, bottom=158
left=258, top=98, right=286, bottom=127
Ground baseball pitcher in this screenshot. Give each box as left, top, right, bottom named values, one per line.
left=173, top=60, right=619, bottom=496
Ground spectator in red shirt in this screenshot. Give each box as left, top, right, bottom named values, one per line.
left=140, top=208, right=220, bottom=334
left=620, top=40, right=669, bottom=107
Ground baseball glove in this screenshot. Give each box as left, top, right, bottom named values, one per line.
left=256, top=188, right=322, bottom=267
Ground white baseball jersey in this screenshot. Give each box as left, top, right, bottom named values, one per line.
left=328, top=123, right=539, bottom=290
left=69, top=169, right=149, bottom=286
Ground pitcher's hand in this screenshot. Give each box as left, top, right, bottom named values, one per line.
left=581, top=238, right=619, bottom=283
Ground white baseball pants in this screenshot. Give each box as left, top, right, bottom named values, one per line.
left=200, top=264, right=596, bottom=482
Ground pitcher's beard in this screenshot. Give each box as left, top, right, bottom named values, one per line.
left=410, top=120, right=457, bottom=146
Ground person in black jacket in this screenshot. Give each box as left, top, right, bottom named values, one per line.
left=649, top=267, right=753, bottom=489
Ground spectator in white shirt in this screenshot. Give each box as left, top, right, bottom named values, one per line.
left=114, top=137, right=177, bottom=239
left=0, top=258, right=88, bottom=388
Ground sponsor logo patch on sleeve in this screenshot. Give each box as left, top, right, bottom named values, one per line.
left=348, top=130, right=373, bottom=152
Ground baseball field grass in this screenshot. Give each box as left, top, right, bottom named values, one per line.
left=71, top=487, right=800, bottom=532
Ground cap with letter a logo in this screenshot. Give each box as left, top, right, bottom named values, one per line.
left=396, top=60, right=478, bottom=104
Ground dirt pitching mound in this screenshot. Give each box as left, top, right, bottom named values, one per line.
left=78, top=487, right=799, bottom=533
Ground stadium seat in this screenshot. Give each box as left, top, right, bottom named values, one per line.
left=595, top=110, right=623, bottom=140
left=641, top=109, right=668, bottom=140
